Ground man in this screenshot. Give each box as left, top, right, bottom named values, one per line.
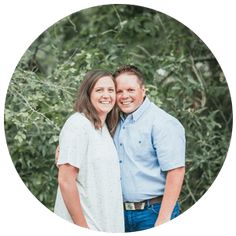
left=113, top=65, right=185, bottom=232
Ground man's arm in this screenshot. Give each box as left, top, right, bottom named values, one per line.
left=58, top=164, right=88, bottom=228
left=155, top=166, right=185, bottom=226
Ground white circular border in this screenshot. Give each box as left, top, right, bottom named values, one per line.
left=0, top=1, right=235, bottom=236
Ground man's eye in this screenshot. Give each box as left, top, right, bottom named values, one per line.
left=109, top=88, right=114, bottom=92
left=128, top=89, right=135, bottom=92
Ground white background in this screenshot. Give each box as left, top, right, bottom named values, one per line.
left=0, top=0, right=235, bottom=235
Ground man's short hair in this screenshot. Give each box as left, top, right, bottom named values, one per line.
left=113, top=65, right=145, bottom=86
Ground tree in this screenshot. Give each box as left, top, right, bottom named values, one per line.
left=4, top=4, right=232, bottom=212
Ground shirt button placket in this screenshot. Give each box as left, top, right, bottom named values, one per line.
left=119, top=124, right=125, bottom=168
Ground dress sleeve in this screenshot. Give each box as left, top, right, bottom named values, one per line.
left=152, top=118, right=186, bottom=171
left=57, top=115, right=88, bottom=169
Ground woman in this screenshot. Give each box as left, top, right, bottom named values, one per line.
left=54, top=70, right=124, bottom=233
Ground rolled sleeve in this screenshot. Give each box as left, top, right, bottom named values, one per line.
left=153, top=119, right=186, bottom=171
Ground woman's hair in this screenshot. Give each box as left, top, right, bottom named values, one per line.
left=74, top=69, right=119, bottom=135
left=113, top=64, right=145, bottom=86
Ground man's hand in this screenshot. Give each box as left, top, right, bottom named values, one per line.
left=155, top=217, right=170, bottom=226
left=155, top=167, right=185, bottom=226
left=55, top=145, right=60, bottom=166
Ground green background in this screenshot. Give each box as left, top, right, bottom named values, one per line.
left=4, top=4, right=232, bottom=213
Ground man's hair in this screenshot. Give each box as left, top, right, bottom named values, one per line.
left=74, top=69, right=119, bottom=135
left=113, top=65, right=145, bottom=86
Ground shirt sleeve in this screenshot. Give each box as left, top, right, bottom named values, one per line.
left=152, top=118, right=186, bottom=171
left=57, top=115, right=88, bottom=169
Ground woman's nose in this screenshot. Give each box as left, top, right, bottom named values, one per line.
left=101, top=91, right=110, bottom=98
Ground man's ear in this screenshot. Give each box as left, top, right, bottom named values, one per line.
left=142, top=85, right=146, bottom=96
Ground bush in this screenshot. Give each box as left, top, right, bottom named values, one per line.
left=4, top=5, right=232, bottom=212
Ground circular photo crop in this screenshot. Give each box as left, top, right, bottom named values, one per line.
left=4, top=4, right=232, bottom=233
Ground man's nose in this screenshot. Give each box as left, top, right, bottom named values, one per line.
left=120, top=91, right=129, bottom=99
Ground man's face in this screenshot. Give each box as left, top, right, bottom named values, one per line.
left=115, top=73, right=145, bottom=114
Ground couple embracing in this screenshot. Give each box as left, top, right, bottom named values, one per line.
left=54, top=65, right=185, bottom=233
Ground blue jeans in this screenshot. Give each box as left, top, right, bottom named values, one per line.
left=124, top=202, right=180, bottom=232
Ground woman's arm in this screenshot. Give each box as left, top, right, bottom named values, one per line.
left=58, top=164, right=88, bottom=228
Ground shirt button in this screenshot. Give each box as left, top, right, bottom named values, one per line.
left=122, top=126, right=125, bottom=129
left=119, top=160, right=122, bottom=163
left=120, top=143, right=122, bottom=146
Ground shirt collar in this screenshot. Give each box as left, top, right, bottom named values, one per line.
left=120, top=96, right=151, bottom=122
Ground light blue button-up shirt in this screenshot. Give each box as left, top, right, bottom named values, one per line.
left=113, top=97, right=185, bottom=202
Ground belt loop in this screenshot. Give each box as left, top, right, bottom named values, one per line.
left=146, top=199, right=150, bottom=208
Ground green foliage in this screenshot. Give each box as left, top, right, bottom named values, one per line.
left=4, top=5, right=232, bottom=212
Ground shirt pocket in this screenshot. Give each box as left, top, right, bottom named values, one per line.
left=131, top=131, right=153, bottom=160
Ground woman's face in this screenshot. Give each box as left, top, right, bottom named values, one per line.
left=90, top=76, right=116, bottom=118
